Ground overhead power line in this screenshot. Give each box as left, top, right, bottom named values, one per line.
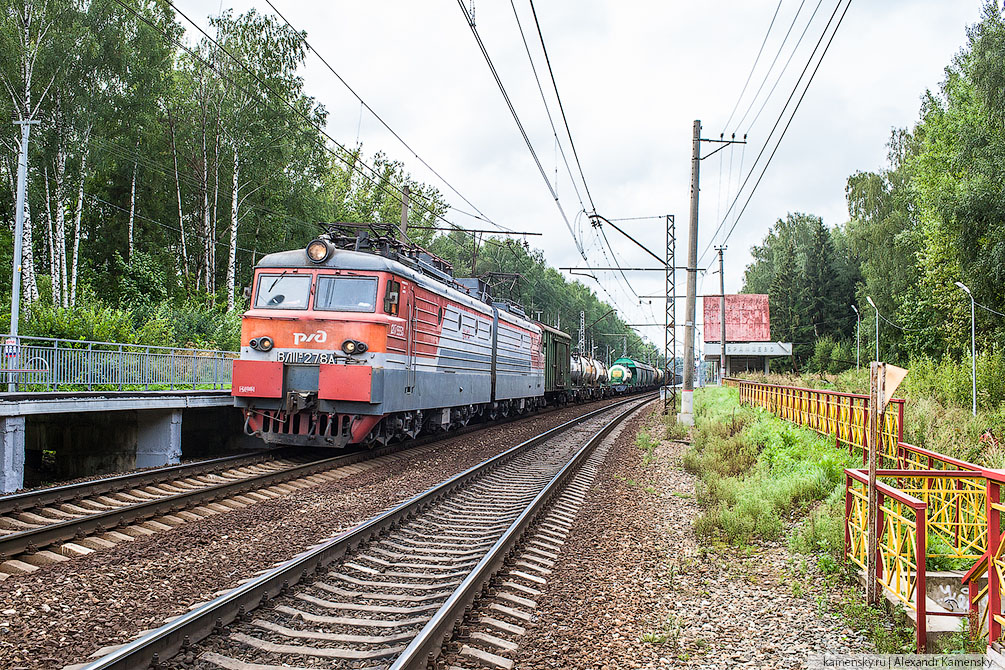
left=699, top=0, right=851, bottom=266
left=745, top=0, right=828, bottom=135
left=710, top=0, right=853, bottom=256
left=975, top=300, right=1005, bottom=318
left=735, top=0, right=809, bottom=131
left=454, top=0, right=586, bottom=260
left=721, top=0, right=785, bottom=133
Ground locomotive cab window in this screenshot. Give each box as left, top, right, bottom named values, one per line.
left=255, top=273, right=312, bottom=310
left=384, top=280, right=401, bottom=315
left=315, top=276, right=378, bottom=312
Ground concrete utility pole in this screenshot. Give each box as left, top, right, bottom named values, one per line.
left=955, top=281, right=977, bottom=416
left=716, top=245, right=727, bottom=383
left=680, top=120, right=701, bottom=425
left=852, top=304, right=860, bottom=370
left=9, top=119, right=38, bottom=393
left=398, top=185, right=410, bottom=244
left=867, top=296, right=879, bottom=362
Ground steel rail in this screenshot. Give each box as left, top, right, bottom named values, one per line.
left=0, top=394, right=631, bottom=558
left=390, top=395, right=646, bottom=669
left=78, top=394, right=653, bottom=670
left=0, top=445, right=393, bottom=559
left=0, top=450, right=285, bottom=516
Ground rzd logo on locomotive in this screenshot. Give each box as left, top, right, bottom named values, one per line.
left=293, top=330, right=327, bottom=345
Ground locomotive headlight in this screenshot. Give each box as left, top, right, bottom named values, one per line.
left=341, top=339, right=368, bottom=355
left=306, top=239, right=331, bottom=263
left=253, top=336, right=274, bottom=352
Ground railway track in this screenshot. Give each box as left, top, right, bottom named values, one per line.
left=0, top=449, right=355, bottom=565
left=73, top=393, right=653, bottom=670
left=0, top=395, right=633, bottom=571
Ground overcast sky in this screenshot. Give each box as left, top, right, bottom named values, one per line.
left=178, top=0, right=984, bottom=349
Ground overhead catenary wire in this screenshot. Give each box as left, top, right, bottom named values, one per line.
left=454, top=0, right=586, bottom=260
left=262, top=0, right=514, bottom=234
left=699, top=0, right=850, bottom=267
left=84, top=192, right=263, bottom=256
left=526, top=0, right=597, bottom=214
left=507, top=0, right=587, bottom=215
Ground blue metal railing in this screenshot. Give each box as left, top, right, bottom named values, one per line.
left=0, top=334, right=237, bottom=392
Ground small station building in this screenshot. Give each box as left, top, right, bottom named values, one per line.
left=702, top=293, right=792, bottom=378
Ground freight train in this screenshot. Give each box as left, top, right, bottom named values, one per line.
left=231, top=229, right=663, bottom=448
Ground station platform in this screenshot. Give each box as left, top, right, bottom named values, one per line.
left=0, top=390, right=244, bottom=494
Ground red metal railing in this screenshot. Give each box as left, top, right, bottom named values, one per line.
left=727, top=377, right=995, bottom=650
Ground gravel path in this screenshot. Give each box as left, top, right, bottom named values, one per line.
left=0, top=400, right=618, bottom=670
left=507, top=405, right=874, bottom=669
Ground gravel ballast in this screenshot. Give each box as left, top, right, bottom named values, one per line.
left=505, top=405, right=874, bottom=669
left=0, top=400, right=620, bottom=670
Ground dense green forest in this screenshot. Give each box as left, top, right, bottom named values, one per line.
left=0, top=0, right=657, bottom=362
left=744, top=3, right=1005, bottom=374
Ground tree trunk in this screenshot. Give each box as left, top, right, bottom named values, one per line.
left=168, top=111, right=189, bottom=277
left=127, top=157, right=137, bottom=262
left=21, top=191, right=39, bottom=305
left=70, top=127, right=90, bottom=307
left=43, top=166, right=55, bottom=304
left=210, top=121, right=221, bottom=296
left=53, top=141, right=68, bottom=308
left=201, top=120, right=211, bottom=293
left=226, top=149, right=239, bottom=311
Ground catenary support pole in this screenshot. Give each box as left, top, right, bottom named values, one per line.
left=680, top=120, right=700, bottom=426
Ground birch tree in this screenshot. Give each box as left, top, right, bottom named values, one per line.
left=0, top=0, right=57, bottom=306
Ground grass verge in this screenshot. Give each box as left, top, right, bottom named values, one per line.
left=684, top=386, right=857, bottom=545
left=685, top=385, right=916, bottom=652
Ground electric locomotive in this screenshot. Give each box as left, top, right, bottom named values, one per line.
left=232, top=228, right=545, bottom=448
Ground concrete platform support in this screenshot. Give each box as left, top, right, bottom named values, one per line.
left=0, top=415, right=25, bottom=493
left=135, top=410, right=182, bottom=469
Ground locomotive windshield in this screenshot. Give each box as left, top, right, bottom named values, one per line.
left=255, top=273, right=312, bottom=309
left=315, top=276, right=378, bottom=312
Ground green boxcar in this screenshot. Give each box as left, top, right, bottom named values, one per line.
left=541, top=324, right=571, bottom=399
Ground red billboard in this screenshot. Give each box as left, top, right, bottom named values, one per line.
left=703, top=294, right=770, bottom=342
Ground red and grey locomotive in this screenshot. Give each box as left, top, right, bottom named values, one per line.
left=232, top=229, right=546, bottom=448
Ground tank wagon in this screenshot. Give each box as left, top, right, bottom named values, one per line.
left=231, top=228, right=653, bottom=449
left=608, top=356, right=661, bottom=393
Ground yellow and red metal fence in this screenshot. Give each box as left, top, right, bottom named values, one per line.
left=726, top=377, right=996, bottom=650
